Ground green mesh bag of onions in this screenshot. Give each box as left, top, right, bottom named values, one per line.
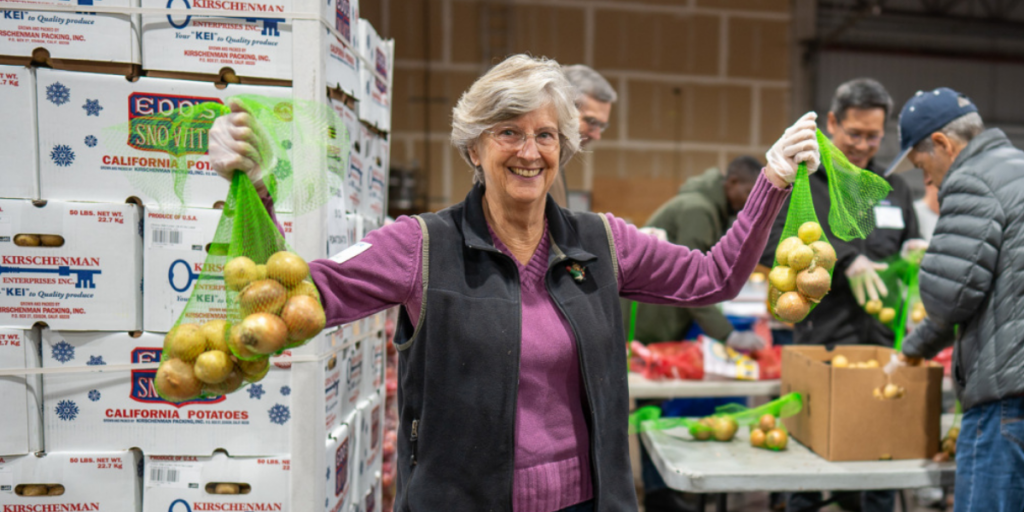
left=768, top=130, right=892, bottom=323
left=135, top=96, right=348, bottom=402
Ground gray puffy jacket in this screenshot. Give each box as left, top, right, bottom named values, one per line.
left=903, top=128, right=1024, bottom=410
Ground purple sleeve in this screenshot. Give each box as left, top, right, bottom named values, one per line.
left=260, top=192, right=423, bottom=329
left=613, top=172, right=789, bottom=306
left=310, top=217, right=424, bottom=329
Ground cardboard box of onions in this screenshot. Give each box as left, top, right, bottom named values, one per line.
left=781, top=345, right=943, bottom=461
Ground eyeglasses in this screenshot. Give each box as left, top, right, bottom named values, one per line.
left=484, top=128, right=561, bottom=151
left=582, top=116, right=609, bottom=133
left=836, top=123, right=883, bottom=146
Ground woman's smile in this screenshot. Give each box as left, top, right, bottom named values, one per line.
left=509, top=166, right=544, bottom=178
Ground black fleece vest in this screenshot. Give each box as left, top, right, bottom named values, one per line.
left=393, top=184, right=636, bottom=511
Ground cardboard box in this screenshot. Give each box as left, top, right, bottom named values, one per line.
left=0, top=65, right=39, bottom=200
left=356, top=391, right=381, bottom=497
left=324, top=0, right=360, bottom=99
left=325, top=195, right=350, bottom=259
left=781, top=345, right=943, bottom=461
left=0, top=328, right=43, bottom=455
left=362, top=327, right=383, bottom=401
left=355, top=474, right=381, bottom=512
left=0, top=450, right=142, bottom=510
left=0, top=0, right=140, bottom=67
left=362, top=133, right=386, bottom=228
left=326, top=423, right=355, bottom=512
left=140, top=0, right=294, bottom=81
left=343, top=120, right=368, bottom=215
left=142, top=453, right=288, bottom=512
left=332, top=324, right=364, bottom=418
left=356, top=20, right=390, bottom=132
left=0, top=199, right=142, bottom=330
left=322, top=342, right=347, bottom=433
left=41, top=329, right=294, bottom=456
left=35, top=68, right=292, bottom=209
left=142, top=206, right=223, bottom=332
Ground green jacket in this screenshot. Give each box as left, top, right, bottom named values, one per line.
left=632, top=168, right=735, bottom=343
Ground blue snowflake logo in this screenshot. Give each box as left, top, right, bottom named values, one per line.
left=82, top=99, right=103, bottom=116
left=51, top=144, right=76, bottom=167
left=273, top=159, right=292, bottom=180
left=86, top=355, right=106, bottom=366
left=51, top=341, right=75, bottom=363
left=280, top=386, right=291, bottom=396
left=248, top=384, right=265, bottom=400
left=46, top=82, right=70, bottom=106
left=55, top=399, right=79, bottom=421
left=268, top=404, right=290, bottom=425
left=88, top=390, right=101, bottom=402
left=84, top=135, right=97, bottom=147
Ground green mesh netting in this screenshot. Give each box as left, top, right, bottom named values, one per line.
left=629, top=392, right=803, bottom=451
left=768, top=129, right=893, bottom=324
left=819, top=130, right=894, bottom=242
left=106, top=95, right=350, bottom=402
left=872, top=251, right=925, bottom=349
left=102, top=94, right=347, bottom=215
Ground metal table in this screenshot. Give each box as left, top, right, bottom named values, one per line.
left=641, top=415, right=956, bottom=511
left=628, top=372, right=781, bottom=399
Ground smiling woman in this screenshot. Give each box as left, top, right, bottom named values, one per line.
left=206, top=53, right=819, bottom=512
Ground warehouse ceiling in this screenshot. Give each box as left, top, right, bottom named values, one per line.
left=816, top=0, right=1024, bottom=59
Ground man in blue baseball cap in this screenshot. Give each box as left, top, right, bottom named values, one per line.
left=894, top=87, right=1024, bottom=512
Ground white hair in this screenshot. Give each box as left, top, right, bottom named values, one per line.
left=451, top=55, right=582, bottom=184
left=913, top=112, right=985, bottom=153
left=563, top=64, right=618, bottom=104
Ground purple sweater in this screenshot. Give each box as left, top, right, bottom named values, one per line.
left=301, top=173, right=788, bottom=512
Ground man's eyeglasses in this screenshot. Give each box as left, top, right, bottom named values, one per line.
left=583, top=116, right=609, bottom=133
left=836, top=123, right=883, bottom=146
left=484, top=128, right=561, bottom=151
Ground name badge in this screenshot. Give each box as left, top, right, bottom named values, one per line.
left=874, top=205, right=905, bottom=230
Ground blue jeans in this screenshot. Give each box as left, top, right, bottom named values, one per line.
left=558, top=500, right=593, bottom=512
left=954, top=396, right=1024, bottom=512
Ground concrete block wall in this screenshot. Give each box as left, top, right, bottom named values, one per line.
left=367, top=0, right=791, bottom=224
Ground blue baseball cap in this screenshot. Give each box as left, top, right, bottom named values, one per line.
left=885, top=87, right=978, bottom=176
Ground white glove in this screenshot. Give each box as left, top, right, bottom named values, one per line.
left=638, top=227, right=668, bottom=243
left=765, top=111, right=820, bottom=186
left=208, top=100, right=267, bottom=183
left=901, top=238, right=928, bottom=261
left=845, top=255, right=889, bottom=305
left=725, top=330, right=766, bottom=351
left=883, top=353, right=904, bottom=376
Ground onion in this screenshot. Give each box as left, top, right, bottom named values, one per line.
left=238, top=312, right=289, bottom=355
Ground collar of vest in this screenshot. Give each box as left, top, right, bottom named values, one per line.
left=460, top=183, right=599, bottom=267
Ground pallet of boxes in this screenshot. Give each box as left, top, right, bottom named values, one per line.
left=0, top=0, right=393, bottom=508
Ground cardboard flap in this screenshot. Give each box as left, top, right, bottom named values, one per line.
left=781, top=346, right=832, bottom=458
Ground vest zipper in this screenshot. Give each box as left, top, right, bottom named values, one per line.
left=545, top=255, right=599, bottom=511
left=410, top=418, right=419, bottom=466
left=470, top=243, right=522, bottom=510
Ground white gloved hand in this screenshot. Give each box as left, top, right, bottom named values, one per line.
left=883, top=353, right=904, bottom=376
left=638, top=227, right=668, bottom=243
left=845, top=255, right=889, bottom=305
left=208, top=100, right=267, bottom=183
left=725, top=330, right=766, bottom=351
left=765, top=111, right=820, bottom=186
left=901, top=238, right=928, bottom=261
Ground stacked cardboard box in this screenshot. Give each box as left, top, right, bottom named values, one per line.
left=0, top=1, right=391, bottom=508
